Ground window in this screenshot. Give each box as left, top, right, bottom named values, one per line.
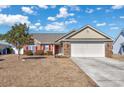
left=28, top=46, right=31, bottom=50
left=122, top=46, right=124, bottom=52
left=45, top=45, right=49, bottom=52
left=28, top=45, right=33, bottom=50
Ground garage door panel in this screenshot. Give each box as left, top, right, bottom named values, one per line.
left=71, top=42, right=105, bottom=57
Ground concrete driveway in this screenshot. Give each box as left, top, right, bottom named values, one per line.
left=72, top=57, right=124, bottom=87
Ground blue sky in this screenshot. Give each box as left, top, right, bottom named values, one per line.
left=0, top=5, right=124, bottom=39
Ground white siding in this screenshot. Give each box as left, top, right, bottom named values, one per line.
left=113, top=35, right=124, bottom=54
left=70, top=28, right=106, bottom=39
left=12, top=46, right=24, bottom=55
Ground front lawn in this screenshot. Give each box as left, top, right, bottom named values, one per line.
left=0, top=55, right=97, bottom=87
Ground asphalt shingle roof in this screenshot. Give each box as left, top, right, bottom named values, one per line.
left=32, top=33, right=65, bottom=44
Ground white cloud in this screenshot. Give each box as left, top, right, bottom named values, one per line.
left=96, top=22, right=107, bottom=27
left=93, top=20, right=97, bottom=23
left=0, top=5, right=10, bottom=8
left=56, top=7, right=74, bottom=18
left=85, top=8, right=94, bottom=13
left=0, top=5, right=10, bottom=12
left=120, top=16, right=124, bottom=19
left=30, top=22, right=43, bottom=31
left=65, top=18, right=77, bottom=24
left=47, top=7, right=75, bottom=21
left=112, top=5, right=124, bottom=9
left=0, top=14, right=30, bottom=26
left=47, top=16, right=56, bottom=21
left=38, top=5, right=48, bottom=9
left=21, top=7, right=34, bottom=14
left=45, top=22, right=66, bottom=31
left=96, top=7, right=102, bottom=10
left=110, top=27, right=119, bottom=30
left=34, top=22, right=41, bottom=26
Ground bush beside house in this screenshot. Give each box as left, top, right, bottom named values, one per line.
left=34, top=50, right=44, bottom=55
left=24, top=50, right=53, bottom=56
left=24, top=50, right=33, bottom=55
left=46, top=51, right=53, bottom=55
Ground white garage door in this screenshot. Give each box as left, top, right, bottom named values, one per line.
left=71, top=42, right=105, bottom=57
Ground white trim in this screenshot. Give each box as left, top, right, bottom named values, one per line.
left=113, top=31, right=123, bottom=44
left=55, top=30, right=76, bottom=43
left=62, top=39, right=112, bottom=42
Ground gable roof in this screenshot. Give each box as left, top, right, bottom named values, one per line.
left=32, top=33, right=65, bottom=44
left=113, top=31, right=124, bottom=44
left=55, top=25, right=113, bottom=42
left=67, top=25, right=113, bottom=40
left=55, top=30, right=77, bottom=43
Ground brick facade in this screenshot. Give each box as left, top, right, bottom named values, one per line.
left=63, top=42, right=71, bottom=57
left=23, top=44, right=54, bottom=55
left=105, top=42, right=113, bottom=58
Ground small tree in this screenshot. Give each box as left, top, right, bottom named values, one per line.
left=1, top=23, right=33, bottom=59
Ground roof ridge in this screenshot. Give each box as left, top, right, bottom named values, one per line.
left=69, top=24, right=113, bottom=40
left=31, top=33, right=66, bottom=34
left=55, top=30, right=77, bottom=42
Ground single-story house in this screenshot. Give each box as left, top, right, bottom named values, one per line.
left=113, top=31, right=124, bottom=55
left=23, top=33, right=65, bottom=55
left=24, top=25, right=113, bottom=57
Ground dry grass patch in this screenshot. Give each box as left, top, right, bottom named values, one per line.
left=112, top=54, right=124, bottom=61
left=0, top=55, right=97, bottom=87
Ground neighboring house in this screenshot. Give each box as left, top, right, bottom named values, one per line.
left=113, top=31, right=124, bottom=55
left=0, top=41, right=12, bottom=54
left=0, top=40, right=23, bottom=55
left=24, top=25, right=113, bottom=57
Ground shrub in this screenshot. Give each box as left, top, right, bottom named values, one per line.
left=7, top=47, right=13, bottom=54
left=24, top=50, right=33, bottom=55
left=35, top=50, right=44, bottom=55
left=46, top=51, right=53, bottom=55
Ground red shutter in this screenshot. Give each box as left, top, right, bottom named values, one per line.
left=40, top=45, right=42, bottom=50
left=49, top=45, right=50, bottom=51
left=50, top=45, right=53, bottom=51
left=35, top=46, right=37, bottom=52
left=41, top=45, right=44, bottom=51
left=26, top=46, right=28, bottom=51
left=41, top=45, right=42, bottom=50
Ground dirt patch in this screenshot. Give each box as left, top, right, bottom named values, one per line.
left=112, top=54, right=124, bottom=61
left=0, top=54, right=97, bottom=87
